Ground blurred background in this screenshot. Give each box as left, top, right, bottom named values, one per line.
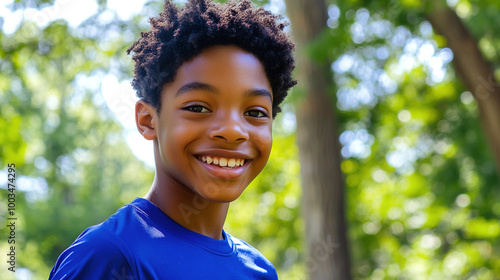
left=1, top=0, right=499, bottom=279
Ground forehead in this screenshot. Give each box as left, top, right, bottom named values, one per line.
left=169, top=45, right=272, bottom=96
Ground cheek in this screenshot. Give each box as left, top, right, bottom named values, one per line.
left=254, top=125, right=273, bottom=159
left=160, top=120, right=197, bottom=162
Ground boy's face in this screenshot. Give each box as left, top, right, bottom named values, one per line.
left=149, top=45, right=273, bottom=203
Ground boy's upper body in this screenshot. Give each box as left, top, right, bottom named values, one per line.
left=49, top=197, right=277, bottom=279
left=49, top=0, right=295, bottom=279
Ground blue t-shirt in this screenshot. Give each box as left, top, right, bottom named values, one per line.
left=49, top=198, right=278, bottom=279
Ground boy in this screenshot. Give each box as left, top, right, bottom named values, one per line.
left=49, top=0, right=295, bottom=279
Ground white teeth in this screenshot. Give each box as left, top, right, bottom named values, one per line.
left=200, top=156, right=245, bottom=168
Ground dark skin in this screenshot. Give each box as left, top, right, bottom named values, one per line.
left=135, top=45, right=273, bottom=240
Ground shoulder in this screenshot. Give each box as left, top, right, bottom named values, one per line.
left=226, top=233, right=278, bottom=279
left=228, top=233, right=273, bottom=265
left=49, top=213, right=137, bottom=279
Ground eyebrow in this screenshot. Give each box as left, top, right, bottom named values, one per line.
left=175, top=82, right=218, bottom=97
left=244, top=88, right=273, bottom=102
left=176, top=82, right=272, bottom=102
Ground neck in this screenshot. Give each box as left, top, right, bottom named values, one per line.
left=144, top=173, right=229, bottom=240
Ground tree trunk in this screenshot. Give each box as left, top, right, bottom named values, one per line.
left=428, top=5, right=500, bottom=173
left=284, top=0, right=352, bottom=279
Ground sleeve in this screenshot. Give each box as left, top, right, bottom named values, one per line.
left=49, top=226, right=136, bottom=280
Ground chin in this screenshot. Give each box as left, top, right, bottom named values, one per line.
left=197, top=183, right=248, bottom=203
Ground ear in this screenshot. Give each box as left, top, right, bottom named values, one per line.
left=135, top=100, right=157, bottom=140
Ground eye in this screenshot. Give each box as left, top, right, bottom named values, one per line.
left=182, top=105, right=210, bottom=113
left=244, top=109, right=268, bottom=118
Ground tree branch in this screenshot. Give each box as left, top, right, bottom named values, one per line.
left=428, top=6, right=500, bottom=173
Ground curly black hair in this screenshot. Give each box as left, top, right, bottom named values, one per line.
left=126, top=0, right=296, bottom=117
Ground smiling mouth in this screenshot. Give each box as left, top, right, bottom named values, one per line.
left=198, top=155, right=246, bottom=168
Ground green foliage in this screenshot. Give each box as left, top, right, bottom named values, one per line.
left=0, top=1, right=154, bottom=278
left=319, top=0, right=500, bottom=278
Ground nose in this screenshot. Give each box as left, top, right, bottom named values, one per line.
left=208, top=111, right=249, bottom=143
